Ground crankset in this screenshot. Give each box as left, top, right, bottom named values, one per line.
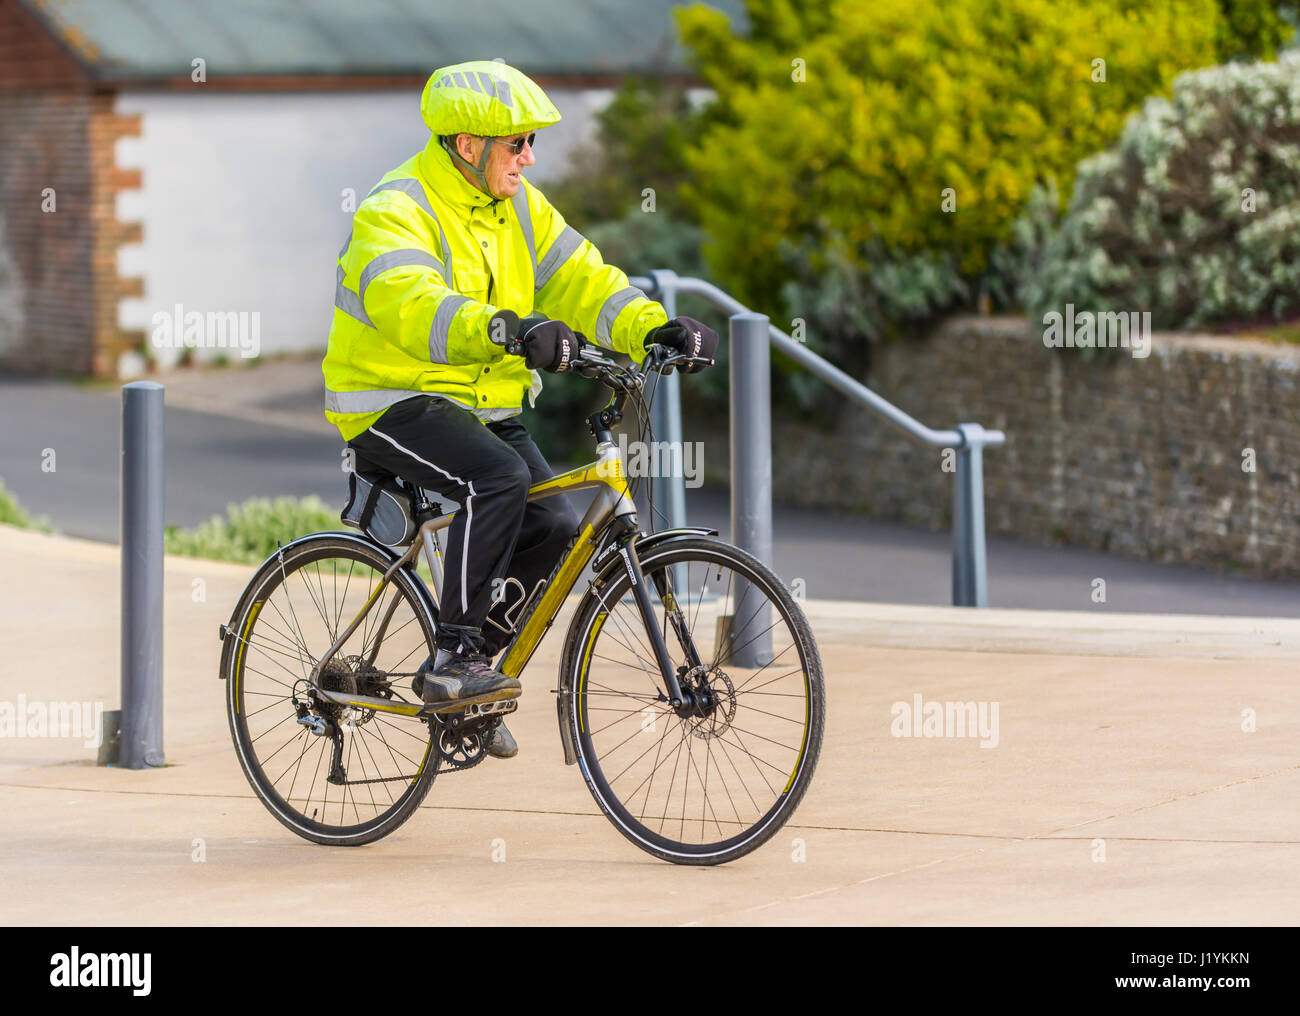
left=431, top=702, right=516, bottom=773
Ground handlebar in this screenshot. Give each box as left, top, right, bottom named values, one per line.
left=488, top=309, right=714, bottom=444
left=491, top=309, right=713, bottom=384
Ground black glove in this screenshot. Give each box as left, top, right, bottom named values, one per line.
left=643, top=316, right=717, bottom=373
left=519, top=318, right=586, bottom=373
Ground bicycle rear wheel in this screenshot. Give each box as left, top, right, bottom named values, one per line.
left=224, top=533, right=439, bottom=846
left=563, top=536, right=824, bottom=865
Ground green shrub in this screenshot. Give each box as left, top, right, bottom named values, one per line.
left=0, top=477, right=52, bottom=532
left=775, top=233, right=971, bottom=412
left=1013, top=51, right=1300, bottom=332
left=522, top=209, right=731, bottom=462
left=584, top=208, right=709, bottom=280
left=522, top=285, right=731, bottom=466
left=666, top=0, right=1299, bottom=392
left=677, top=0, right=1234, bottom=307
left=164, top=496, right=339, bottom=565
left=1215, top=1, right=1298, bottom=60
left=544, top=76, right=708, bottom=231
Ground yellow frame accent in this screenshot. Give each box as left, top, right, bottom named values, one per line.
left=311, top=447, right=634, bottom=715
left=403, top=446, right=635, bottom=683
left=492, top=454, right=631, bottom=677
left=498, top=523, right=598, bottom=677
left=575, top=613, right=606, bottom=735
left=233, top=601, right=263, bottom=715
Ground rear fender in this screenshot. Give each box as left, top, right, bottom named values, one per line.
left=217, top=532, right=427, bottom=679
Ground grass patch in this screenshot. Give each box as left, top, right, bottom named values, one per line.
left=1257, top=322, right=1300, bottom=345
left=0, top=477, right=52, bottom=532
left=164, top=495, right=340, bottom=564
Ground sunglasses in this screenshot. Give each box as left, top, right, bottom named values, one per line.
left=490, top=132, right=536, bottom=155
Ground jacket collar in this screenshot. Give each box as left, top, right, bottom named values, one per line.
left=419, top=136, right=501, bottom=214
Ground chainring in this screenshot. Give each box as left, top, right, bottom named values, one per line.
left=432, top=714, right=501, bottom=773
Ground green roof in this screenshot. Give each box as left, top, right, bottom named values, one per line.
left=22, top=0, right=746, bottom=80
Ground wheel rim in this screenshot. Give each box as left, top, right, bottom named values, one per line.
left=229, top=541, right=437, bottom=838
left=573, top=545, right=818, bottom=858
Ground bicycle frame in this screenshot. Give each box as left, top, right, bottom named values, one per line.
left=309, top=436, right=704, bottom=719
left=418, top=438, right=637, bottom=679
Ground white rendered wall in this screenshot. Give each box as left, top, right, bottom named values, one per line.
left=115, top=87, right=609, bottom=369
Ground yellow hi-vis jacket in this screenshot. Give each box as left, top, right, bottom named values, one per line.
left=322, top=136, right=668, bottom=441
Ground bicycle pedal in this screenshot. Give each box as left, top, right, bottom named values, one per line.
left=419, top=694, right=519, bottom=718
left=461, top=699, right=517, bottom=719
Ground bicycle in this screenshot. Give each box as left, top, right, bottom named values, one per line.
left=218, top=331, right=825, bottom=865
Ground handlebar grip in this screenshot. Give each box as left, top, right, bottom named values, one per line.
left=502, top=311, right=550, bottom=358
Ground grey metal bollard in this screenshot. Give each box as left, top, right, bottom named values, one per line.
left=728, top=313, right=773, bottom=668
left=119, top=382, right=165, bottom=768
left=951, top=422, right=989, bottom=608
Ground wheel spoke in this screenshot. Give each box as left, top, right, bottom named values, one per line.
left=229, top=540, right=439, bottom=840
left=572, top=542, right=822, bottom=858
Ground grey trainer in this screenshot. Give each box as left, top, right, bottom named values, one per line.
left=485, top=721, right=518, bottom=759
left=420, top=651, right=520, bottom=711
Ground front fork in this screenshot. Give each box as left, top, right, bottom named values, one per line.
left=614, top=530, right=702, bottom=708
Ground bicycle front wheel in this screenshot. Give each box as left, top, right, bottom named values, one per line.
left=564, top=536, right=824, bottom=865
left=224, top=533, right=440, bottom=846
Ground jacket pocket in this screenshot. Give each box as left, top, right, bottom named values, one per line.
left=454, top=265, right=490, bottom=304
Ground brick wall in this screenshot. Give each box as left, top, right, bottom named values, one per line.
left=0, top=89, right=93, bottom=372
left=0, top=0, right=142, bottom=375
left=88, top=95, right=143, bottom=376
left=684, top=318, right=1300, bottom=578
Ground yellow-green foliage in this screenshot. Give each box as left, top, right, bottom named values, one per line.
left=0, top=477, right=52, bottom=532
left=675, top=0, right=1228, bottom=308
left=164, top=496, right=339, bottom=564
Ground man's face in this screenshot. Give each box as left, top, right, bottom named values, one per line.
left=457, top=133, right=536, bottom=199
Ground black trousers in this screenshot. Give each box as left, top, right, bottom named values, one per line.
left=348, top=396, right=580, bottom=654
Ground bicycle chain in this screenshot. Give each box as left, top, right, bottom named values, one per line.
left=312, top=670, right=496, bottom=778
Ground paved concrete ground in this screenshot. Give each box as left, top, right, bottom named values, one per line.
left=3, top=367, right=1300, bottom=616
left=2, top=524, right=1298, bottom=925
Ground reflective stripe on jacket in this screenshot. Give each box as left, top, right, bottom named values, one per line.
left=322, top=136, right=668, bottom=441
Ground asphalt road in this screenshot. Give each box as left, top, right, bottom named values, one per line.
left=3, top=377, right=1299, bottom=616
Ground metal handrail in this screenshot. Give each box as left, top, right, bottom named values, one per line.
left=629, top=269, right=1007, bottom=607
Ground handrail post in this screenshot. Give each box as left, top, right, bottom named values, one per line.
left=728, top=312, right=773, bottom=666
left=952, top=422, right=989, bottom=608
left=645, top=270, right=686, bottom=535
left=631, top=271, right=1004, bottom=608
left=119, top=381, right=165, bottom=768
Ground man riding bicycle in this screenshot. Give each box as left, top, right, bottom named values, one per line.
left=322, top=60, right=717, bottom=758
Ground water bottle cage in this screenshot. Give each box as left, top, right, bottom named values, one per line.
left=485, top=577, right=548, bottom=637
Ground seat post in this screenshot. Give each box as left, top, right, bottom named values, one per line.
left=412, top=487, right=445, bottom=600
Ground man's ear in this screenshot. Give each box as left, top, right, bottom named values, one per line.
left=456, top=134, right=479, bottom=161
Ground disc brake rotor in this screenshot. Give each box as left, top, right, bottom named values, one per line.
left=687, top=666, right=737, bottom=741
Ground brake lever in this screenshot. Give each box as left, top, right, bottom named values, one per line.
left=573, top=343, right=615, bottom=368
left=656, top=352, right=715, bottom=374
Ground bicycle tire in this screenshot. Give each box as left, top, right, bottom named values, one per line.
left=563, top=536, right=824, bottom=865
left=224, top=533, right=440, bottom=846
